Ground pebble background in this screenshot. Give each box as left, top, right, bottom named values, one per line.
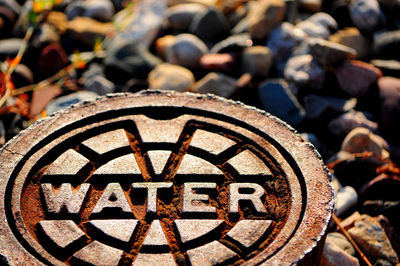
left=0, top=0, right=400, bottom=265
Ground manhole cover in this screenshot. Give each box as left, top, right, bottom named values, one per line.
left=0, top=91, right=333, bottom=265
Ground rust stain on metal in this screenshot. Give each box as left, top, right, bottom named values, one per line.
left=0, top=91, right=333, bottom=265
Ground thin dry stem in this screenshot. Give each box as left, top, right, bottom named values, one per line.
left=332, top=213, right=372, bottom=266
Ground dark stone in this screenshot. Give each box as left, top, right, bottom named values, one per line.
left=378, top=77, right=400, bottom=145
left=0, top=38, right=22, bottom=60
left=104, top=40, right=162, bottom=84
left=373, top=30, right=400, bottom=61
left=361, top=200, right=400, bottom=230
left=374, top=259, right=393, bottom=266
left=36, top=43, right=68, bottom=79
left=258, top=79, right=306, bottom=126
left=359, top=174, right=400, bottom=201
left=189, top=7, right=230, bottom=43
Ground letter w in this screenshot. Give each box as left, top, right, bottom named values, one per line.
left=41, top=183, right=90, bottom=214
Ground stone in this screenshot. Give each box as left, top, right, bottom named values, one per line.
left=374, top=259, right=392, bottom=266
left=210, top=33, right=252, bottom=53
left=191, top=72, right=237, bottom=98
left=46, top=11, right=68, bottom=34
left=67, top=17, right=113, bottom=47
left=166, top=3, right=207, bottom=30
left=84, top=75, right=115, bottom=96
left=378, top=77, right=400, bottom=145
left=155, top=35, right=176, bottom=60
left=359, top=174, right=400, bottom=201
left=12, top=64, right=33, bottom=88
left=266, top=22, right=307, bottom=68
left=258, top=79, right=305, bottom=126
left=66, top=0, right=115, bottom=22
left=341, top=127, right=389, bottom=158
left=349, top=214, right=399, bottom=264
left=334, top=60, right=382, bottom=98
left=200, top=53, right=236, bottom=72
left=37, top=43, right=68, bottom=78
left=104, top=40, right=162, bottom=83
left=31, top=23, right=60, bottom=48
left=299, top=0, right=321, bottom=12
left=327, top=232, right=355, bottom=256
left=46, top=91, right=99, bottom=115
left=335, top=186, right=358, bottom=216
left=371, top=59, right=400, bottom=77
left=340, top=211, right=361, bottom=230
left=373, top=30, right=400, bottom=60
left=0, top=38, right=21, bottom=60
left=148, top=63, right=194, bottom=92
left=296, top=12, right=338, bottom=39
left=320, top=238, right=360, bottom=266
left=375, top=215, right=400, bottom=257
left=29, top=85, right=63, bottom=117
left=243, top=0, right=286, bottom=39
left=241, top=46, right=273, bottom=78
left=329, top=27, right=371, bottom=59
left=166, top=33, right=208, bottom=69
left=350, top=0, right=382, bottom=32
left=284, top=54, right=325, bottom=89
left=189, top=7, right=229, bottom=42
left=303, top=94, right=357, bottom=120
left=328, top=110, right=379, bottom=139
left=112, top=0, right=166, bottom=48
left=362, top=201, right=400, bottom=227
left=308, top=38, right=357, bottom=66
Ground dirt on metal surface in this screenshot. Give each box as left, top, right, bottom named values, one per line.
left=0, top=90, right=333, bottom=265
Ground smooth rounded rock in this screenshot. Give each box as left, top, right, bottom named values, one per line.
left=66, top=0, right=115, bottom=22
left=241, top=46, right=273, bottom=78
left=148, top=63, right=195, bottom=92
left=350, top=0, right=381, bottom=32
left=192, top=72, right=237, bottom=98
left=373, top=30, right=400, bottom=60
left=334, top=60, right=382, bottom=97
left=189, top=7, right=229, bottom=42
left=166, top=3, right=207, bottom=30
left=378, top=76, right=400, bottom=145
left=296, top=12, right=338, bottom=39
left=329, top=27, right=371, bottom=59
left=284, top=54, right=325, bottom=89
left=266, top=22, right=307, bottom=67
left=166, top=33, right=208, bottom=69
left=308, top=38, right=357, bottom=66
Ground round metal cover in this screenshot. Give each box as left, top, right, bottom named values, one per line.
left=0, top=91, right=333, bottom=265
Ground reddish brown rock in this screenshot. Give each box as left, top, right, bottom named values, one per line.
left=378, top=76, right=400, bottom=145
left=200, top=53, right=236, bottom=72
left=359, top=174, right=400, bottom=201
left=335, top=60, right=382, bottom=97
left=37, top=43, right=68, bottom=78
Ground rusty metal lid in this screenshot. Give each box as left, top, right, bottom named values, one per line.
left=0, top=91, right=333, bottom=265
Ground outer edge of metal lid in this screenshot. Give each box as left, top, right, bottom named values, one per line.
left=0, top=90, right=334, bottom=265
